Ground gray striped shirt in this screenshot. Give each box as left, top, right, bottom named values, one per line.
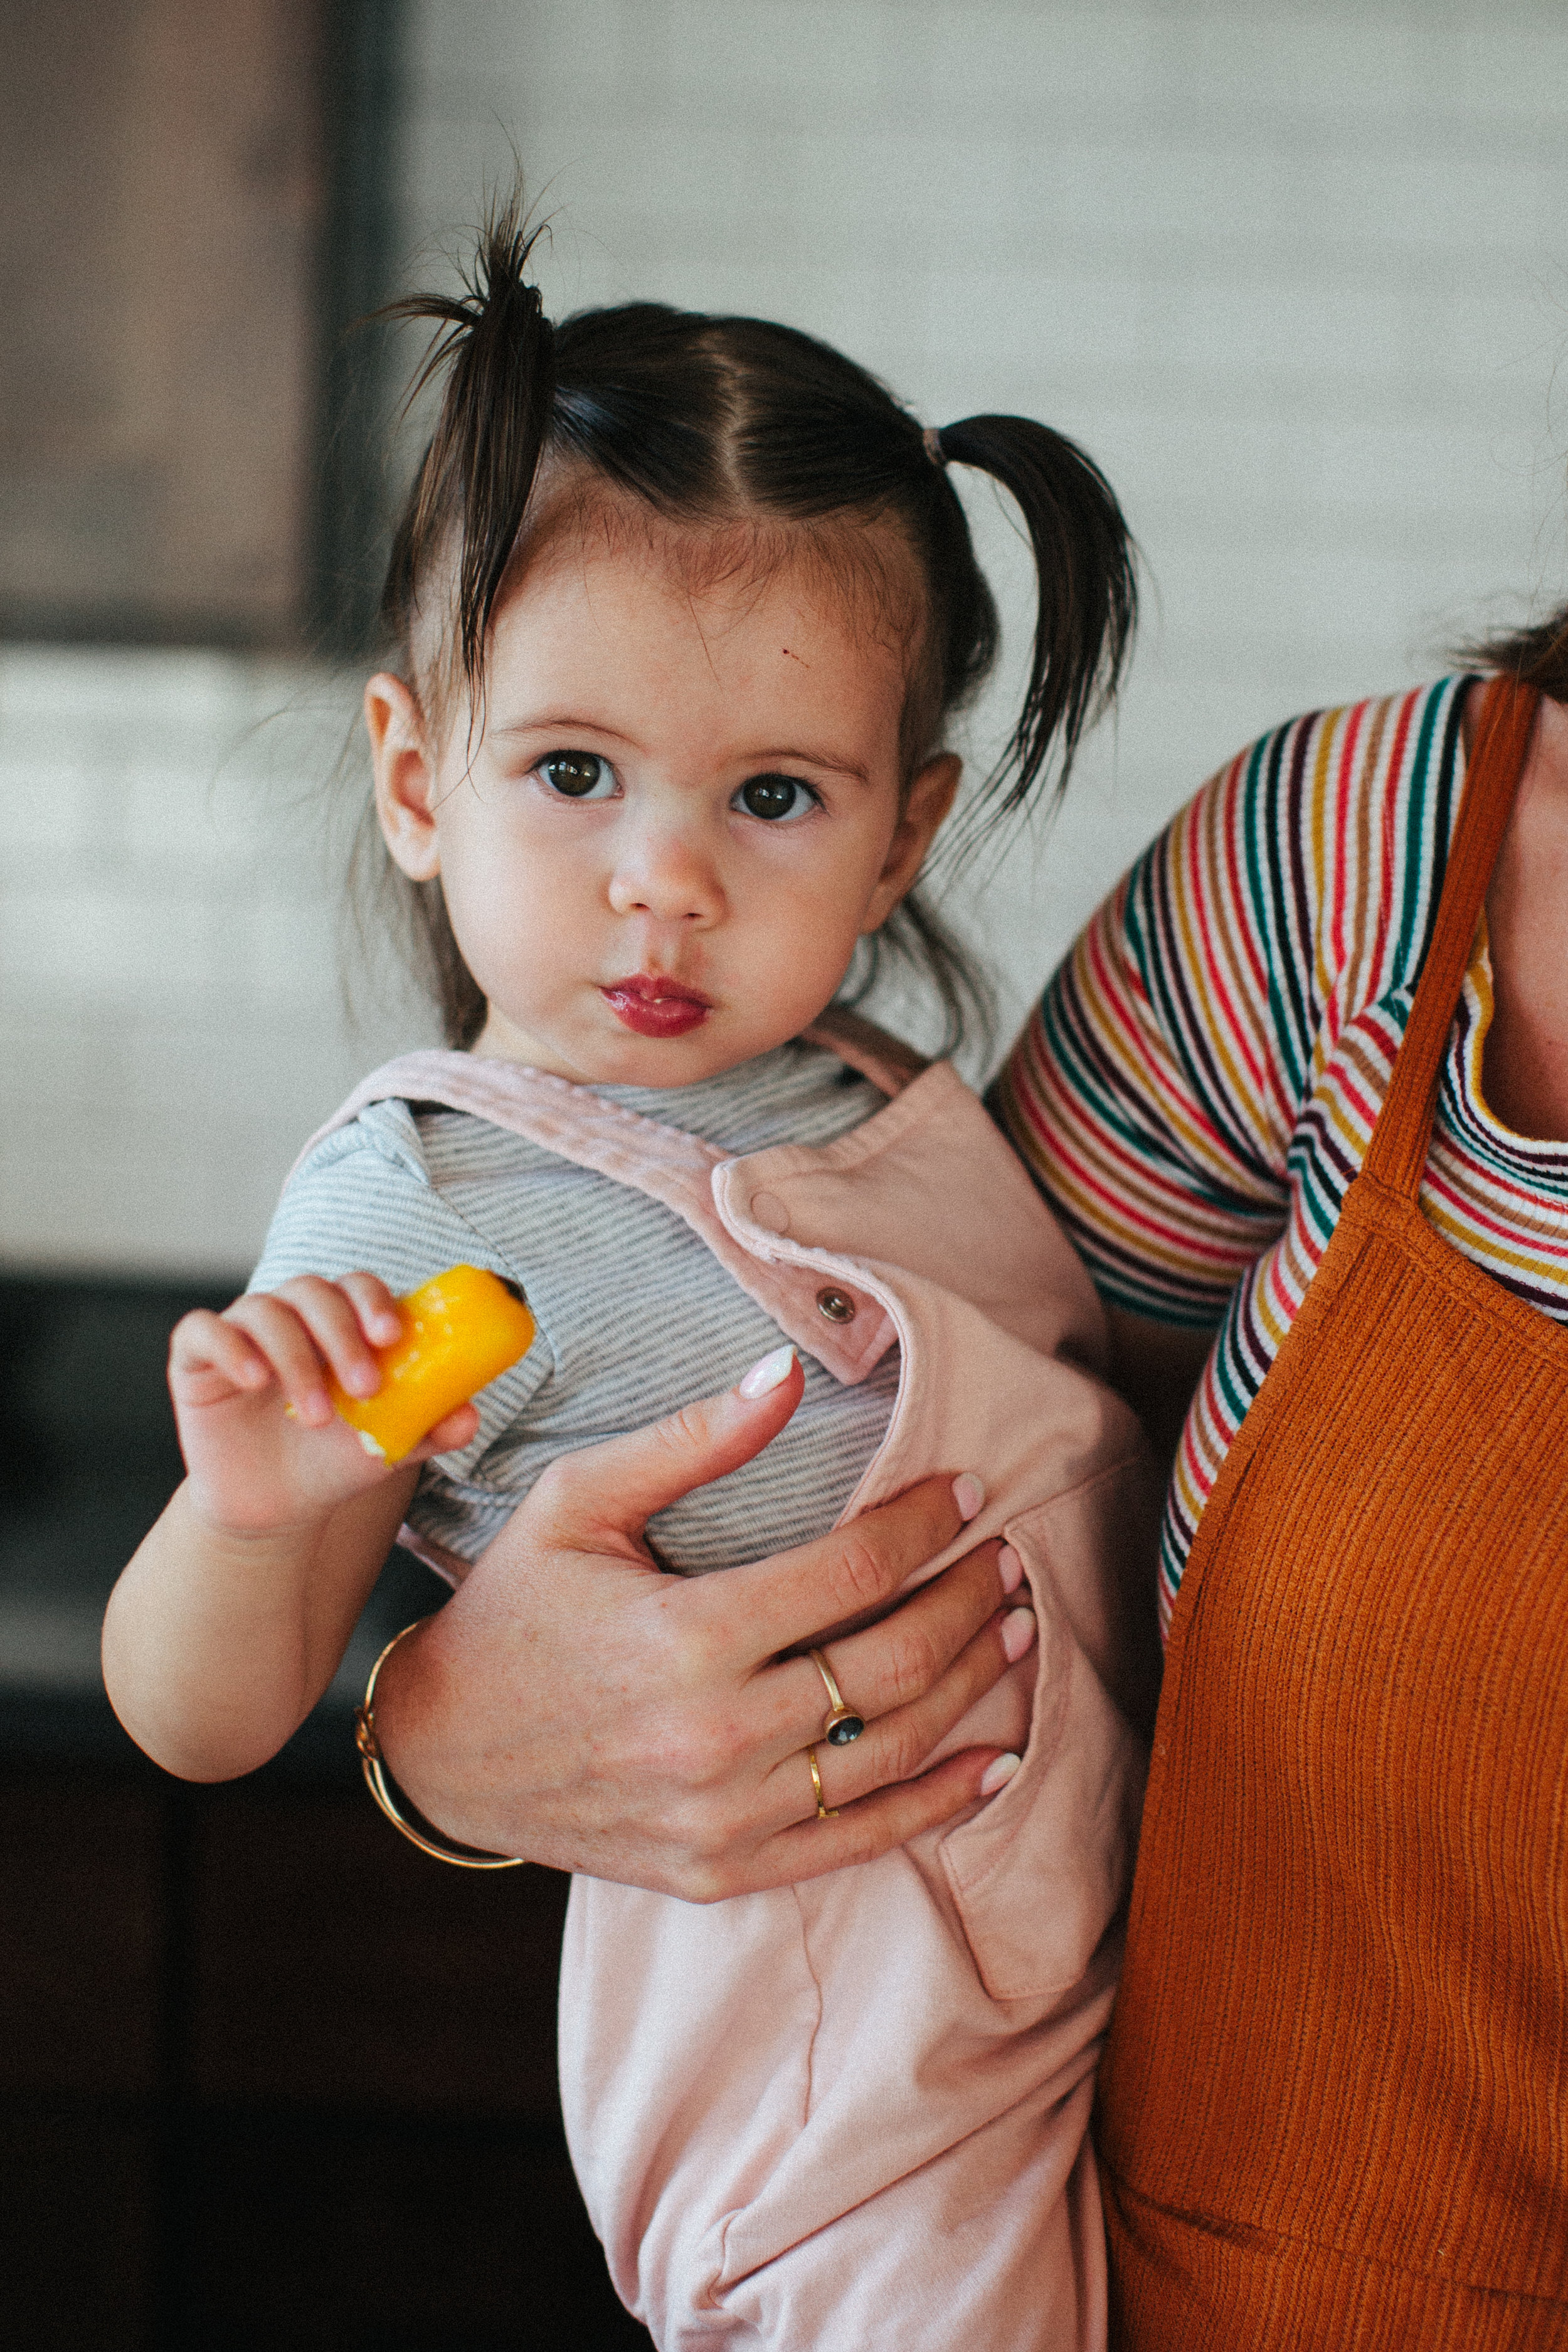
left=250, top=1041, right=900, bottom=1573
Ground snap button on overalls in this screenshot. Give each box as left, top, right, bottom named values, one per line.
left=1097, top=679, right=1568, bottom=2348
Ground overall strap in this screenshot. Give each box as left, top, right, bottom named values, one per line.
left=801, top=1005, right=928, bottom=1096
left=1365, top=676, right=1539, bottom=1200
left=289, top=1045, right=901, bottom=1384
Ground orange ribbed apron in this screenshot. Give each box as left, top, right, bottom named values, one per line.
left=1096, top=677, right=1568, bottom=2348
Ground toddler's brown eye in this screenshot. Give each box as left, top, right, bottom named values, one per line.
left=737, top=773, right=815, bottom=822
left=541, top=750, right=612, bottom=798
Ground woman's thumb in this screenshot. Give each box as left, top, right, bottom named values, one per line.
left=536, top=1345, right=804, bottom=1548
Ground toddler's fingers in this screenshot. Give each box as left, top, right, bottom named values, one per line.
left=336, top=1269, right=405, bottom=1350
left=220, top=1291, right=339, bottom=1426
left=404, top=1401, right=481, bottom=1461
left=265, top=1275, right=389, bottom=1407
left=169, top=1307, right=275, bottom=1395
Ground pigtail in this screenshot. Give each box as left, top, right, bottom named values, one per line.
left=935, top=416, right=1136, bottom=825
left=380, top=193, right=556, bottom=706
left=363, top=227, right=1140, bottom=1057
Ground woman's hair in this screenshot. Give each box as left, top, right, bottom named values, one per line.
left=367, top=195, right=1136, bottom=1052
left=1459, top=602, right=1568, bottom=702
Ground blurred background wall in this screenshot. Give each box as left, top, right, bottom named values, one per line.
left=4, top=0, right=1567, bottom=1280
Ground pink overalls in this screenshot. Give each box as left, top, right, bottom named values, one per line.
left=308, top=1015, right=1157, bottom=2350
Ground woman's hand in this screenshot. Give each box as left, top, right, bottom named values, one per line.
left=370, top=1350, right=1034, bottom=1897
left=169, top=1273, right=479, bottom=1537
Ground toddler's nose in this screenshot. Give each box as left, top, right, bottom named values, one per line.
left=607, top=820, right=724, bottom=925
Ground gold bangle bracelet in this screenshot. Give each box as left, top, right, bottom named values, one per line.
left=354, top=1619, right=524, bottom=1870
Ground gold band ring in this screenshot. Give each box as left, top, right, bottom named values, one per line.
left=807, top=1744, right=838, bottom=1821
left=808, top=1646, right=866, bottom=1746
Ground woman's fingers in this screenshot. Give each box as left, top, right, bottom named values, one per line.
left=808, top=1605, right=1033, bottom=1813
left=733, top=1530, right=1021, bottom=1771
left=731, top=1747, right=1018, bottom=1897
left=755, top=1583, right=1034, bottom=1831
left=531, top=1347, right=806, bottom=1552
left=808, top=1534, right=1019, bottom=1726
left=729, top=1471, right=986, bottom=1663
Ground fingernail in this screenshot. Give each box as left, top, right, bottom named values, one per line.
left=739, top=1343, right=797, bottom=1399
left=951, top=1473, right=985, bottom=1522
left=1001, top=1606, right=1036, bottom=1664
left=346, top=1364, right=379, bottom=1396
left=372, top=1315, right=402, bottom=1345
left=998, top=1543, right=1023, bottom=1596
left=979, top=1752, right=1021, bottom=1796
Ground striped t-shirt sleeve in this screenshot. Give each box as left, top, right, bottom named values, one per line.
left=992, top=683, right=1466, bottom=1329
left=993, top=751, right=1306, bottom=1327
left=247, top=1101, right=556, bottom=1454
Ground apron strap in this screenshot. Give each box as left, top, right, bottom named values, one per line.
left=1364, top=675, right=1539, bottom=1200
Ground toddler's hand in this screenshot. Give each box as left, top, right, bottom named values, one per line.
left=167, top=1273, right=479, bottom=1537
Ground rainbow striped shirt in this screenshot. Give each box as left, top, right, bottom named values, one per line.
left=993, top=678, right=1568, bottom=1633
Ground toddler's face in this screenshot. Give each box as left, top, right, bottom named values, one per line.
left=367, top=517, right=958, bottom=1086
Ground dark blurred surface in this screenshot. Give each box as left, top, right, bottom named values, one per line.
left=0, top=1271, right=651, bottom=2350
left=0, top=1268, right=445, bottom=1763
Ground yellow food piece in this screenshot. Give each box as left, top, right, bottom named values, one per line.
left=328, top=1264, right=535, bottom=1465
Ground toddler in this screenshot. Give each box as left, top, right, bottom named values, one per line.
left=105, top=204, right=1155, bottom=2350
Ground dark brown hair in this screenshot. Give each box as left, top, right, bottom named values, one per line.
left=370, top=196, right=1136, bottom=1052
left=1458, top=601, right=1568, bottom=703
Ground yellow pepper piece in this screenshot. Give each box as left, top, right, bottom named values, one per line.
left=327, top=1264, right=536, bottom=1464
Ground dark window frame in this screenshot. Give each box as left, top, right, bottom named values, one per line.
left=0, top=0, right=404, bottom=659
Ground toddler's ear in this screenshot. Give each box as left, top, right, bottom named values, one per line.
left=862, top=753, right=962, bottom=930
left=366, top=673, right=442, bottom=881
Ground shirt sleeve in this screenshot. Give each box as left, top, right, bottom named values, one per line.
left=248, top=1098, right=553, bottom=1466
left=992, top=729, right=1314, bottom=1328
left=992, top=681, right=1473, bottom=1329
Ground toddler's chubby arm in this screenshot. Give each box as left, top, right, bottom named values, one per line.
left=102, top=1272, right=479, bottom=1783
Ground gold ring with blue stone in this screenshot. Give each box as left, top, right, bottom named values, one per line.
left=810, top=1646, right=865, bottom=1745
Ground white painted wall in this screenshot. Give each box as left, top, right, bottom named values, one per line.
left=5, top=0, right=1567, bottom=1273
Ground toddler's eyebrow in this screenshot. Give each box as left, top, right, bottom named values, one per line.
left=490, top=712, right=638, bottom=746
left=750, top=745, right=871, bottom=784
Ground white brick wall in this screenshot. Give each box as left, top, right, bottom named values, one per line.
left=6, top=0, right=1567, bottom=1273
left=0, top=650, right=434, bottom=1276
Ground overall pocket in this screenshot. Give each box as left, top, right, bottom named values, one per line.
left=939, top=1463, right=1153, bottom=2001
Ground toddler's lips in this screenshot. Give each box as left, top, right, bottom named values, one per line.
left=601, top=975, right=713, bottom=1039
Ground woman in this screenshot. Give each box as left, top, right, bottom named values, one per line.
left=997, top=638, right=1568, bottom=2346
left=369, top=611, right=1568, bottom=2348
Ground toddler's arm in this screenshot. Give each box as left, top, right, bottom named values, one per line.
left=102, top=1272, right=478, bottom=1781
